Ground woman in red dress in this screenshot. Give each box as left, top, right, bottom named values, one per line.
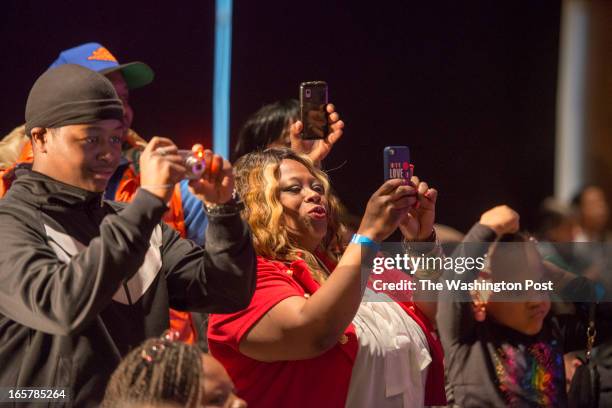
left=209, top=148, right=446, bottom=407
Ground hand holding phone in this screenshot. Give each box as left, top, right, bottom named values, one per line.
left=300, top=81, right=328, bottom=140
left=384, top=146, right=437, bottom=241
left=383, top=146, right=413, bottom=181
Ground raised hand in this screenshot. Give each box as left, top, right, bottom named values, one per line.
left=399, top=176, right=438, bottom=241
left=139, top=137, right=186, bottom=202
left=358, top=178, right=417, bottom=242
left=479, top=205, right=520, bottom=236
left=188, top=149, right=234, bottom=206
left=288, top=103, right=344, bottom=166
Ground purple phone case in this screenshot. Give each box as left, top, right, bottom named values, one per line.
left=383, top=146, right=411, bottom=180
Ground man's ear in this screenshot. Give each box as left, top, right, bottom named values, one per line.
left=30, top=127, right=49, bottom=153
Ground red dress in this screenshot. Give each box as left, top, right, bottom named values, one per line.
left=208, top=256, right=446, bottom=407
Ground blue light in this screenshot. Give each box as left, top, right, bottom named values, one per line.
left=213, top=0, right=233, bottom=159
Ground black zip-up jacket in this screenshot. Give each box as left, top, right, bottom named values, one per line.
left=0, top=170, right=256, bottom=407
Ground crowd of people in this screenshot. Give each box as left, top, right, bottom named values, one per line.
left=0, top=42, right=611, bottom=408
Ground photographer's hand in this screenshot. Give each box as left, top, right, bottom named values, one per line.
left=188, top=149, right=234, bottom=205
left=140, top=137, right=186, bottom=202
left=289, top=103, right=344, bottom=167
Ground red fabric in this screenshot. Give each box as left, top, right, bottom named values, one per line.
left=208, top=256, right=447, bottom=407
left=208, top=257, right=358, bottom=408
left=0, top=140, right=33, bottom=198
left=17, top=140, right=33, bottom=163
left=169, top=309, right=196, bottom=344
left=0, top=168, right=14, bottom=198
left=113, top=166, right=140, bottom=204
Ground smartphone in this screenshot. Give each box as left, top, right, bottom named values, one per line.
left=383, top=146, right=412, bottom=181
left=300, top=81, right=328, bottom=140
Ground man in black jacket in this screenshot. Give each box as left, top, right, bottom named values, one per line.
left=0, top=64, right=256, bottom=407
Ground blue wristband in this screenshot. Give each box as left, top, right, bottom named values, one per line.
left=350, top=233, right=381, bottom=252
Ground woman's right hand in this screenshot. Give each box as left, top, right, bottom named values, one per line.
left=357, top=178, right=417, bottom=242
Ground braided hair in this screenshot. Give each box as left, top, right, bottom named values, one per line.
left=102, top=335, right=203, bottom=408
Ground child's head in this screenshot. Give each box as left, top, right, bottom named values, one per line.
left=102, top=331, right=203, bottom=407
left=474, top=233, right=551, bottom=335
left=103, top=331, right=246, bottom=408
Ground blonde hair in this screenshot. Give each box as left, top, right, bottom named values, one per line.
left=235, top=148, right=344, bottom=283
left=0, top=125, right=28, bottom=169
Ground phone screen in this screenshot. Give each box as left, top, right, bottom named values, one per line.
left=383, top=146, right=412, bottom=181
left=300, top=81, right=328, bottom=140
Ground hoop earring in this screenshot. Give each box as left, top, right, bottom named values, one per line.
left=473, top=297, right=487, bottom=322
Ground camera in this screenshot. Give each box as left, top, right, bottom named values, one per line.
left=178, top=145, right=205, bottom=180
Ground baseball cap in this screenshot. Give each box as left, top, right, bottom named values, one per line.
left=48, top=42, right=154, bottom=89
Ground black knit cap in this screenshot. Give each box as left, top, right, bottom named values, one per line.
left=25, top=64, right=124, bottom=136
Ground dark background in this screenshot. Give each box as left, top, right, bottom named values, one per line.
left=2, top=1, right=561, bottom=233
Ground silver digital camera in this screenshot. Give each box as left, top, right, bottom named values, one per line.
left=178, top=149, right=205, bottom=180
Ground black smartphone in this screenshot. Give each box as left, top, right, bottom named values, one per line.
left=383, top=146, right=412, bottom=181
left=300, top=81, right=328, bottom=140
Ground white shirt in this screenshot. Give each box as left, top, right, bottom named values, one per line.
left=345, top=289, right=432, bottom=408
